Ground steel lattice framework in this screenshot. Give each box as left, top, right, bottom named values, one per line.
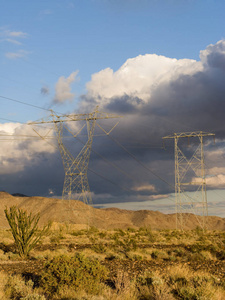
left=163, top=131, right=215, bottom=230
left=29, top=106, right=121, bottom=205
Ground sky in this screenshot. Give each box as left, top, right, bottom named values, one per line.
left=1, top=0, right=225, bottom=217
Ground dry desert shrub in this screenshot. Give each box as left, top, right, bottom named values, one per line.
left=81, top=248, right=107, bottom=261
left=1, top=272, right=45, bottom=300
left=165, top=264, right=225, bottom=300
left=0, top=271, right=8, bottom=299
left=0, top=249, right=8, bottom=261
left=114, top=270, right=133, bottom=294
left=102, top=270, right=138, bottom=300
left=4, top=273, right=33, bottom=299
left=135, top=264, right=225, bottom=300
left=151, top=249, right=169, bottom=260
left=21, top=295, right=46, bottom=300
left=137, top=226, right=156, bottom=243
left=137, top=270, right=174, bottom=300
left=40, top=253, right=108, bottom=297
left=52, top=269, right=138, bottom=300
left=111, top=231, right=137, bottom=257
left=31, top=247, right=70, bottom=261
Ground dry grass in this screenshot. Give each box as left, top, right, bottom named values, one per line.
left=0, top=271, right=46, bottom=299
left=0, top=226, right=224, bottom=299
left=0, top=263, right=224, bottom=300
left=165, top=265, right=225, bottom=300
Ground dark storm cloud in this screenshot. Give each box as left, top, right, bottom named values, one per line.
left=1, top=40, right=225, bottom=205
left=0, top=151, right=64, bottom=197
left=75, top=40, right=225, bottom=200
left=106, top=95, right=145, bottom=113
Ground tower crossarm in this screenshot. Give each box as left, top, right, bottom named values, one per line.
left=163, top=131, right=215, bottom=140
left=28, top=109, right=122, bottom=125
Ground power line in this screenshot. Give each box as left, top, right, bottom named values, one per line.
left=31, top=126, right=134, bottom=194
left=0, top=109, right=174, bottom=190
left=0, top=119, right=166, bottom=189
left=1, top=105, right=223, bottom=206
left=0, top=95, right=52, bottom=112
left=108, top=134, right=175, bottom=190
left=88, top=168, right=133, bottom=193
left=31, top=120, right=138, bottom=186
left=0, top=117, right=26, bottom=124
left=69, top=134, right=137, bottom=182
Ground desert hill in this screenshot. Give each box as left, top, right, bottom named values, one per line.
left=0, top=192, right=224, bottom=230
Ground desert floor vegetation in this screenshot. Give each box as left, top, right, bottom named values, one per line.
left=0, top=223, right=224, bottom=299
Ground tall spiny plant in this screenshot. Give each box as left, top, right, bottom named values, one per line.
left=4, top=206, right=51, bottom=258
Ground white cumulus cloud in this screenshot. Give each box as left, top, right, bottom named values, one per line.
left=53, top=71, right=79, bottom=104
left=86, top=53, right=201, bottom=105
left=200, top=40, right=225, bottom=69
left=206, top=175, right=225, bottom=187
left=192, top=174, right=225, bottom=188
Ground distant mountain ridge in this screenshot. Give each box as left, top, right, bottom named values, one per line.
left=0, top=192, right=224, bottom=230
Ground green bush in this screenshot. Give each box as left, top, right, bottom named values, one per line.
left=40, top=253, right=108, bottom=296
left=137, top=226, right=156, bottom=243
left=112, top=231, right=137, bottom=254
left=98, top=231, right=107, bottom=238
left=87, top=226, right=99, bottom=235
left=126, top=227, right=136, bottom=233
left=91, top=242, right=107, bottom=253
left=173, top=248, right=185, bottom=258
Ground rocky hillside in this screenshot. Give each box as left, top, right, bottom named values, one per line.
left=0, top=192, right=224, bottom=230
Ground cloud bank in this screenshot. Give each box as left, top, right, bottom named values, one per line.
left=0, top=123, right=56, bottom=175
left=77, top=39, right=225, bottom=197
left=86, top=54, right=200, bottom=102
left=1, top=40, right=225, bottom=214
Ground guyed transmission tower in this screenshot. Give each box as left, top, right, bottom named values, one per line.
left=29, top=106, right=121, bottom=205
left=163, top=131, right=215, bottom=230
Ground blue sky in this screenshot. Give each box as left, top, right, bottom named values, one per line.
left=1, top=0, right=225, bottom=218
left=1, top=0, right=225, bottom=121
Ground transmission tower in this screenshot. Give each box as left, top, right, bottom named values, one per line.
left=163, top=131, right=215, bottom=230
left=29, top=106, right=121, bottom=205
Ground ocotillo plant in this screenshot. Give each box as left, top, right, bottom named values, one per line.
left=4, top=206, right=51, bottom=258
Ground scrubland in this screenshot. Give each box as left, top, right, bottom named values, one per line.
left=0, top=224, right=224, bottom=299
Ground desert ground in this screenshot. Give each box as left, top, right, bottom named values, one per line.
left=0, top=191, right=224, bottom=299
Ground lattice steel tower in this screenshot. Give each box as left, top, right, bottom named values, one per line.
left=163, top=131, right=215, bottom=230
left=29, top=106, right=121, bottom=205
